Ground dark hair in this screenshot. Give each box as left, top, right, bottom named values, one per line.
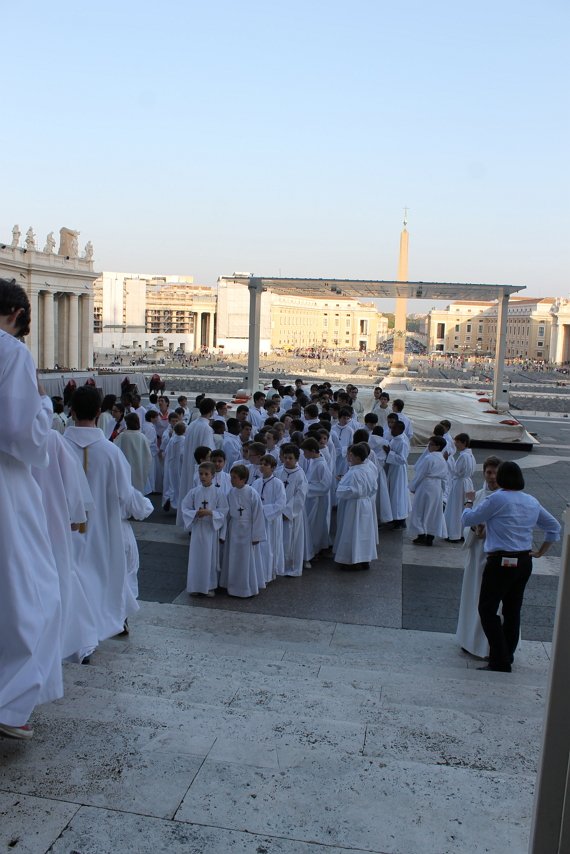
left=253, top=391, right=266, bottom=403
left=212, top=420, right=226, bottom=434
left=174, top=421, right=186, bottom=435
left=338, top=407, right=352, bottom=419
left=112, top=402, right=125, bottom=417
left=496, top=461, right=525, bottom=490
left=145, top=409, right=158, bottom=422
left=455, top=432, right=470, bottom=447
left=364, top=412, right=378, bottom=424
left=432, top=424, right=445, bottom=437
left=194, top=445, right=211, bottom=464
left=380, top=392, right=390, bottom=401
left=71, top=386, right=101, bottom=421
left=304, top=403, right=319, bottom=419
left=352, top=428, right=369, bottom=444
left=226, top=417, right=240, bottom=435
left=428, top=435, right=446, bottom=451
left=483, top=455, right=502, bottom=471
left=230, top=464, right=249, bottom=482
left=348, top=443, right=368, bottom=462
left=0, top=278, right=31, bottom=337
left=211, top=448, right=226, bottom=460
left=440, top=419, right=451, bottom=430
left=301, top=437, right=320, bottom=453
left=125, top=412, right=140, bottom=430
left=158, top=395, right=170, bottom=405
left=281, top=443, right=300, bottom=459
left=199, top=397, right=216, bottom=416
left=260, top=454, right=277, bottom=467
left=52, top=396, right=64, bottom=414
left=248, top=442, right=266, bottom=457
left=392, top=398, right=404, bottom=412
left=198, top=461, right=215, bottom=475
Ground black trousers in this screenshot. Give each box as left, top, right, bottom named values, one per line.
left=478, top=551, right=533, bottom=670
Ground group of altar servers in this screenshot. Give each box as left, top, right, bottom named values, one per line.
left=0, top=280, right=153, bottom=740
left=0, top=277, right=528, bottom=740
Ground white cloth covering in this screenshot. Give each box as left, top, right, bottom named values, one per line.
left=142, top=420, right=161, bottom=494
left=177, top=417, right=215, bottom=525
left=276, top=464, right=308, bottom=576
left=219, top=485, right=266, bottom=597
left=0, top=331, right=63, bottom=726
left=408, top=451, right=448, bottom=538
left=182, top=484, right=228, bottom=594
left=222, top=433, right=242, bottom=471
left=32, top=430, right=99, bottom=661
left=455, top=485, right=493, bottom=658
left=334, top=464, right=378, bottom=564
left=65, top=425, right=139, bottom=642
left=444, top=448, right=476, bottom=539
left=252, top=474, right=286, bottom=581
left=115, top=429, right=152, bottom=493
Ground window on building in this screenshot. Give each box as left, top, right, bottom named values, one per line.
left=466, top=324, right=471, bottom=332
left=436, top=323, right=445, bottom=339
left=455, top=324, right=460, bottom=332
left=538, top=326, right=545, bottom=336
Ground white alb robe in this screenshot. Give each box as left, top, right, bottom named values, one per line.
left=408, top=451, right=448, bottom=538
left=303, top=455, right=332, bottom=558
left=0, top=331, right=63, bottom=726
left=219, top=485, right=266, bottom=597
left=277, top=465, right=308, bottom=576
left=385, top=434, right=411, bottom=520
left=162, top=433, right=185, bottom=509
left=334, top=464, right=378, bottom=564
left=456, top=485, right=493, bottom=657
left=65, top=426, right=139, bottom=641
left=115, top=429, right=152, bottom=493
left=253, top=475, right=286, bottom=581
left=182, top=484, right=228, bottom=594
left=32, top=430, right=99, bottom=661
left=444, top=448, right=476, bottom=539
left=121, top=487, right=154, bottom=604
left=177, top=417, right=215, bottom=525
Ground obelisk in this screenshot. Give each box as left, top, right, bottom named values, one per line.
left=390, top=211, right=409, bottom=375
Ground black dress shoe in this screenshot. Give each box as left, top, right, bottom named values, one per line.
left=413, top=535, right=426, bottom=545
left=477, top=664, right=511, bottom=673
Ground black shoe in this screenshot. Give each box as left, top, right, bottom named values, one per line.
left=477, top=664, right=511, bottom=673
left=425, top=535, right=434, bottom=546
left=163, top=499, right=171, bottom=512
left=413, top=535, right=426, bottom=545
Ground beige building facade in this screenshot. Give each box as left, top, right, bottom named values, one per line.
left=0, top=225, right=97, bottom=369
left=93, top=272, right=216, bottom=352
left=217, top=277, right=387, bottom=353
left=427, top=297, right=566, bottom=362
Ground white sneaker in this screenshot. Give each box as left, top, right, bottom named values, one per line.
left=303, top=561, right=312, bottom=569
left=0, top=722, right=34, bottom=740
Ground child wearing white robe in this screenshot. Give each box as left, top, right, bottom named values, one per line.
left=252, top=455, right=286, bottom=582
left=301, top=437, right=332, bottom=560
left=368, top=432, right=393, bottom=524
left=211, top=450, right=232, bottom=495
left=384, top=420, right=411, bottom=527
left=444, top=433, right=476, bottom=541
left=219, top=465, right=266, bottom=597
left=115, top=414, right=152, bottom=493
left=162, top=422, right=186, bottom=510
left=276, top=444, right=308, bottom=576
left=31, top=428, right=99, bottom=663
left=143, top=410, right=161, bottom=494
left=408, top=436, right=449, bottom=545
left=182, top=463, right=228, bottom=595
left=121, top=486, right=154, bottom=608
left=333, top=444, right=378, bottom=568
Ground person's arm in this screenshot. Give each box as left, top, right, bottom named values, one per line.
left=532, top=506, right=562, bottom=556
left=461, top=492, right=497, bottom=526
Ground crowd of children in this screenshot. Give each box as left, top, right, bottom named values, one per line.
left=104, top=379, right=479, bottom=599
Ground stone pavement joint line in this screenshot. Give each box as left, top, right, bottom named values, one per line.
left=0, top=601, right=548, bottom=854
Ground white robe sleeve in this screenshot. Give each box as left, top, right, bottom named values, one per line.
left=0, top=339, right=52, bottom=467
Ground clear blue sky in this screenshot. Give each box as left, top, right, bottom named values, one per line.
left=3, top=0, right=569, bottom=313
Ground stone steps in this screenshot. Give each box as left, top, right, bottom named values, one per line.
left=0, top=601, right=548, bottom=854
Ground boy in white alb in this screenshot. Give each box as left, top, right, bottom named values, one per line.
left=301, top=436, right=332, bottom=563
left=211, top=449, right=232, bottom=495
left=162, top=421, right=186, bottom=511
left=252, top=454, right=286, bottom=582
left=182, top=462, right=228, bottom=596
left=276, top=444, right=308, bottom=576
left=219, top=465, right=266, bottom=597
left=334, top=444, right=378, bottom=570
left=384, top=418, right=410, bottom=529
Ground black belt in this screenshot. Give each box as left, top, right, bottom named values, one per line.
left=488, top=550, right=531, bottom=557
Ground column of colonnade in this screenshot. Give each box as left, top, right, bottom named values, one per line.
left=38, top=290, right=91, bottom=369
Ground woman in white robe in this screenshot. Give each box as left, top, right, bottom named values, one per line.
left=31, top=430, right=99, bottom=662
left=182, top=474, right=228, bottom=594
left=334, top=448, right=378, bottom=566
left=444, top=434, right=476, bottom=541
left=219, top=473, right=266, bottom=597
left=456, top=457, right=502, bottom=658
left=408, top=438, right=449, bottom=544
left=0, top=289, right=63, bottom=734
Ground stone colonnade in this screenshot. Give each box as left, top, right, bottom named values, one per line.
left=36, top=289, right=94, bottom=369
left=198, top=310, right=215, bottom=350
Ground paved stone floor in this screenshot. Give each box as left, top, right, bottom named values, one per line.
left=0, top=412, right=566, bottom=853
